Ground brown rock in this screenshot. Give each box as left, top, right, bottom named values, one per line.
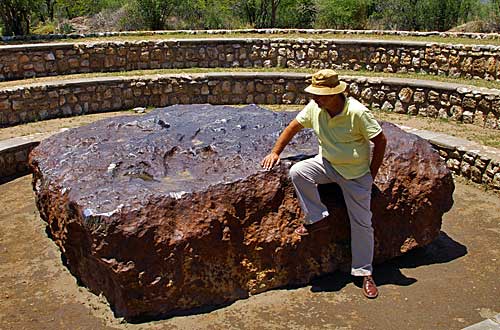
left=29, top=105, right=454, bottom=321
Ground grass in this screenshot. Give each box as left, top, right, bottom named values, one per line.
left=1, top=67, right=500, bottom=90
left=3, top=32, right=500, bottom=46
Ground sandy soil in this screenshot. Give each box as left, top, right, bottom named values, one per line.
left=0, top=110, right=144, bottom=141
left=0, top=175, right=498, bottom=330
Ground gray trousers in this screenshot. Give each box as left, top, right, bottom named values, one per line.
left=289, top=155, right=374, bottom=276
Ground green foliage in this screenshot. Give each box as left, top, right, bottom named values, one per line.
left=234, top=0, right=283, bottom=28
left=116, top=2, right=142, bottom=30
left=370, top=0, right=491, bottom=31
left=315, top=0, right=374, bottom=29
left=32, top=20, right=56, bottom=34
left=55, top=0, right=104, bottom=19
left=57, top=21, right=75, bottom=33
left=276, top=0, right=317, bottom=28
left=487, top=0, right=500, bottom=26
left=182, top=0, right=245, bottom=29
left=3, top=0, right=500, bottom=35
left=416, top=0, right=462, bottom=31
left=0, top=0, right=44, bottom=35
left=131, top=0, right=181, bottom=30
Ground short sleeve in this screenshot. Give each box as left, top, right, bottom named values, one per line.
left=295, top=101, right=314, bottom=129
left=357, top=110, right=382, bottom=140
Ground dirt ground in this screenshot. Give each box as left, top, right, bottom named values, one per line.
left=0, top=175, right=498, bottom=330
left=1, top=107, right=498, bottom=148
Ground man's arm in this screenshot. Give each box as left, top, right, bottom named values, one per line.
left=261, top=119, right=304, bottom=170
left=369, top=131, right=387, bottom=179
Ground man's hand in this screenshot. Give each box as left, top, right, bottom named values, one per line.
left=261, top=152, right=280, bottom=170
left=259, top=119, right=304, bottom=171
left=370, top=131, right=387, bottom=179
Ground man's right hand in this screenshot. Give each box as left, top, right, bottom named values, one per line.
left=261, top=152, right=280, bottom=170
left=260, top=119, right=304, bottom=171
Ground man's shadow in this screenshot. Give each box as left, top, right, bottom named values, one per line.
left=310, top=231, right=467, bottom=292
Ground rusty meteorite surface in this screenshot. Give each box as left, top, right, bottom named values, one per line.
left=30, top=104, right=454, bottom=320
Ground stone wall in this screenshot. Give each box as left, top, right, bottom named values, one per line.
left=399, top=127, right=500, bottom=190
left=1, top=73, right=499, bottom=130
left=0, top=137, right=40, bottom=182
left=2, top=39, right=500, bottom=81
left=438, top=147, right=500, bottom=189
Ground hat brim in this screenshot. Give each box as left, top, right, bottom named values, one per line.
left=304, top=81, right=347, bottom=95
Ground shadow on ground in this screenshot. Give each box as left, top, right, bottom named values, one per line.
left=310, top=231, right=467, bottom=292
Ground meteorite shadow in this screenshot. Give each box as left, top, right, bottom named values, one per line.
left=310, top=231, right=467, bottom=292
left=125, top=302, right=238, bottom=323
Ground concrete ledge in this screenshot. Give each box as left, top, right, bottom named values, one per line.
left=462, top=313, right=500, bottom=330
left=0, top=133, right=50, bottom=183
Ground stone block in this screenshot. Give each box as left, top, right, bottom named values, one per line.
left=30, top=105, right=454, bottom=320
left=462, top=111, right=474, bottom=124
left=398, top=88, right=413, bottom=103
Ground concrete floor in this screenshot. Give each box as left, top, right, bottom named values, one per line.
left=0, top=175, right=498, bottom=330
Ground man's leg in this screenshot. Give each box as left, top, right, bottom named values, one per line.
left=337, top=172, right=378, bottom=298
left=289, top=155, right=333, bottom=224
left=338, top=172, right=374, bottom=276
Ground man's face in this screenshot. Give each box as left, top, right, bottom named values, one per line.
left=311, top=94, right=335, bottom=108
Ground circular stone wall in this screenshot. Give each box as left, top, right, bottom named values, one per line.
left=2, top=38, right=500, bottom=81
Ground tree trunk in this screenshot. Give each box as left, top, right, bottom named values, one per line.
left=271, top=0, right=280, bottom=27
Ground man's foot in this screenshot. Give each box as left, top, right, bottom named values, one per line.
left=294, top=224, right=310, bottom=236
left=294, top=219, right=329, bottom=236
left=362, top=276, right=379, bottom=299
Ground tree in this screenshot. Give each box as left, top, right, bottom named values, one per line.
left=235, top=0, right=283, bottom=28
left=488, top=0, right=500, bottom=27
left=0, top=0, right=42, bottom=35
left=315, top=0, right=373, bottom=29
left=132, top=0, right=181, bottom=30
left=181, top=0, right=242, bottom=29
left=370, top=0, right=464, bottom=31
left=55, top=0, right=104, bottom=19
left=277, top=0, right=317, bottom=28
left=415, top=0, right=461, bottom=31
left=44, top=0, right=56, bottom=21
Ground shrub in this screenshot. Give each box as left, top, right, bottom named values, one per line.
left=315, top=0, right=373, bottom=29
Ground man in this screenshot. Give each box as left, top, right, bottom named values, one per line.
left=261, top=69, right=387, bottom=299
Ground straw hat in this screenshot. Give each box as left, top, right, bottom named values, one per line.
left=304, top=69, right=347, bottom=95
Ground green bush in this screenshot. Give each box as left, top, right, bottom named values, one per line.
left=277, top=0, right=317, bottom=28
left=315, top=0, right=373, bottom=29
left=57, top=21, right=75, bottom=34
left=0, top=0, right=44, bottom=35
left=182, top=0, right=246, bottom=29
left=32, top=21, right=57, bottom=34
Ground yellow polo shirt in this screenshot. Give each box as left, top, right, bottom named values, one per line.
left=296, top=97, right=382, bottom=179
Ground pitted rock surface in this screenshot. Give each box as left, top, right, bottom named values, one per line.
left=29, top=104, right=454, bottom=320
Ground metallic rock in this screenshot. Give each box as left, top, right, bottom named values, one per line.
left=29, top=104, right=454, bottom=320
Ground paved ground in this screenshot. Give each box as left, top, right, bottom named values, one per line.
left=0, top=175, right=498, bottom=330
